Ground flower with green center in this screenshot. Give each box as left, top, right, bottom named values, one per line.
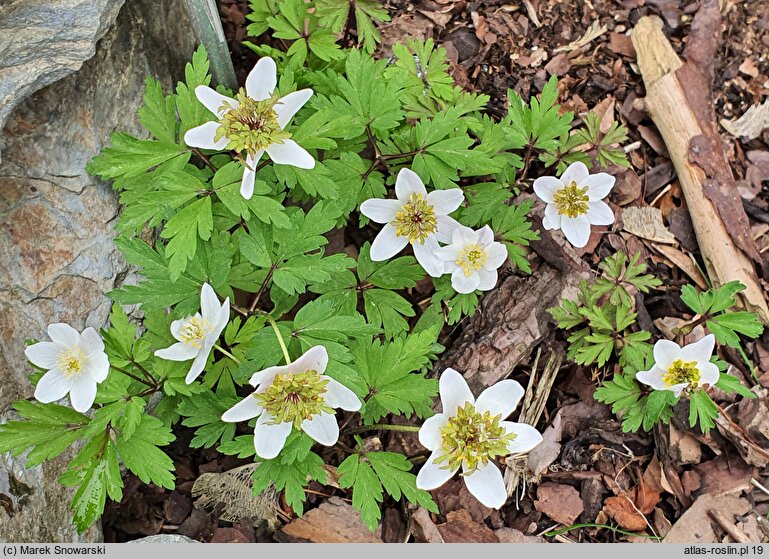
left=184, top=57, right=315, bottom=200
left=154, top=283, right=230, bottom=384
left=25, top=323, right=110, bottom=412
left=533, top=161, right=615, bottom=248
left=636, top=334, right=719, bottom=397
left=435, top=225, right=508, bottom=294
left=221, top=346, right=361, bottom=459
left=360, top=168, right=464, bottom=277
left=416, top=368, right=543, bottom=509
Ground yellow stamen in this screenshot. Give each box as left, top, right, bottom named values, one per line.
left=392, top=193, right=437, bottom=244
left=662, top=359, right=700, bottom=386
left=179, top=316, right=212, bottom=349
left=57, top=348, right=85, bottom=380
left=553, top=181, right=589, bottom=218
left=455, top=244, right=487, bottom=277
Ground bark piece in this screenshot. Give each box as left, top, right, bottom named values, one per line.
left=435, top=509, right=498, bottom=543
left=663, top=494, right=751, bottom=543
left=631, top=13, right=769, bottom=322
left=278, top=497, right=383, bottom=543
left=410, top=508, right=444, bottom=543
left=534, top=482, right=584, bottom=525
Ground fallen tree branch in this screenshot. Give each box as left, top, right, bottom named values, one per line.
left=631, top=10, right=769, bottom=323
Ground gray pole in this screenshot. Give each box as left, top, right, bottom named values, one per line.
left=182, top=0, right=238, bottom=90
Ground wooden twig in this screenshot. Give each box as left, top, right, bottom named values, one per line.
left=708, top=510, right=751, bottom=543
left=631, top=13, right=769, bottom=323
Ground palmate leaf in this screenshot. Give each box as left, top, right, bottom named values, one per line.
left=115, top=415, right=176, bottom=490
left=160, top=196, right=213, bottom=280
left=85, top=133, right=187, bottom=181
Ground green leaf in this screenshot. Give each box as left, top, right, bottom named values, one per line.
left=337, top=454, right=384, bottom=530
left=178, top=390, right=238, bottom=448
left=86, top=133, right=186, bottom=180
left=688, top=389, right=719, bottom=433
left=115, top=415, right=176, bottom=489
left=160, top=196, right=213, bottom=280
left=138, top=76, right=177, bottom=143
left=715, top=372, right=756, bottom=399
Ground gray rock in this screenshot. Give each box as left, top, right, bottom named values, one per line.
left=0, top=0, right=125, bottom=160
left=127, top=535, right=198, bottom=544
left=0, top=0, right=196, bottom=543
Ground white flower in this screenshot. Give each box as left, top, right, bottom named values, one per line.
left=533, top=161, right=615, bottom=248
left=416, top=368, right=543, bottom=509
left=184, top=57, right=315, bottom=200
left=360, top=168, right=463, bottom=277
left=154, top=283, right=230, bottom=384
left=221, top=345, right=360, bottom=459
left=636, top=334, right=719, bottom=397
left=435, top=225, right=507, bottom=294
left=25, top=323, right=110, bottom=413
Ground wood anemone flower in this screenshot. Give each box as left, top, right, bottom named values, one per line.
left=360, top=168, right=463, bottom=278
left=416, top=368, right=543, bottom=509
left=636, top=334, right=720, bottom=397
left=435, top=225, right=508, bottom=294
left=184, top=57, right=315, bottom=200
left=221, top=345, right=361, bottom=459
left=533, top=161, right=615, bottom=248
left=154, top=282, right=230, bottom=384
left=25, top=323, right=110, bottom=413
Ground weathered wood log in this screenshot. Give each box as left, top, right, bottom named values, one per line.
left=631, top=12, right=769, bottom=322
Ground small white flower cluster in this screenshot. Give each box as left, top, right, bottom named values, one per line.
left=361, top=168, right=508, bottom=294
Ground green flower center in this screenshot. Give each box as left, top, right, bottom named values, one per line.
left=662, top=359, right=700, bottom=386
left=215, top=90, right=291, bottom=156
left=553, top=181, right=589, bottom=218
left=392, top=193, right=437, bottom=243
left=434, top=402, right=516, bottom=474
left=255, top=369, right=333, bottom=428
left=456, top=244, right=487, bottom=277
left=57, top=348, right=85, bottom=379
left=179, top=316, right=212, bottom=349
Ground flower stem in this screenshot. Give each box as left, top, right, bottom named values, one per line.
left=736, top=344, right=759, bottom=382
left=266, top=316, right=291, bottom=365
left=214, top=344, right=241, bottom=365
left=344, top=423, right=421, bottom=435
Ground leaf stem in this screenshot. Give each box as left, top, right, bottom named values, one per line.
left=266, top=315, right=291, bottom=365
left=214, top=344, right=241, bottom=365
left=544, top=522, right=661, bottom=541
left=249, top=263, right=277, bottom=313
left=190, top=147, right=218, bottom=173
left=736, top=344, right=759, bottom=382
left=344, top=423, right=421, bottom=435
left=111, top=364, right=153, bottom=387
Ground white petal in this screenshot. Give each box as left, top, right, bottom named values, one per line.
left=253, top=413, right=292, bottom=459
left=183, top=122, right=228, bottom=150
left=439, top=368, right=474, bottom=415
left=170, top=317, right=187, bottom=341
left=698, top=362, right=720, bottom=387
left=477, top=269, right=498, bottom=291
left=586, top=200, right=614, bottom=226
left=434, top=245, right=461, bottom=263
left=483, top=242, right=507, bottom=271
left=200, top=283, right=221, bottom=324
left=476, top=379, right=525, bottom=419
left=69, top=377, right=98, bottom=413
left=416, top=451, right=458, bottom=490
left=426, top=189, right=464, bottom=215
left=533, top=176, right=562, bottom=203
left=581, top=173, right=615, bottom=200
left=502, top=422, right=543, bottom=454
left=249, top=366, right=283, bottom=387
left=266, top=140, right=315, bottom=169
left=34, top=369, right=71, bottom=404
left=653, top=339, right=681, bottom=370
left=542, top=203, right=562, bottom=230
left=560, top=161, right=589, bottom=185
left=394, top=168, right=427, bottom=200
left=292, top=345, right=329, bottom=375
left=216, top=298, right=231, bottom=334
left=83, top=351, right=109, bottom=383
left=240, top=153, right=263, bottom=200
left=451, top=268, right=480, bottom=294
left=48, top=323, right=79, bottom=347
left=245, top=57, right=277, bottom=101
left=477, top=225, right=494, bottom=245
left=301, top=412, right=339, bottom=446
left=636, top=367, right=669, bottom=391
left=680, top=334, right=715, bottom=364
left=79, top=327, right=105, bottom=354
left=370, top=223, right=409, bottom=261
left=463, top=461, right=507, bottom=509
left=322, top=377, right=360, bottom=411
left=276, top=89, right=313, bottom=128
left=452, top=225, right=478, bottom=246
left=185, top=344, right=212, bottom=383
left=436, top=215, right=463, bottom=244
left=154, top=342, right=199, bottom=361
left=418, top=413, right=447, bottom=451
left=359, top=198, right=401, bottom=223
left=222, top=395, right=263, bottom=422
left=25, top=342, right=60, bottom=369
left=413, top=236, right=444, bottom=277
left=194, top=86, right=236, bottom=117
left=560, top=215, right=591, bottom=248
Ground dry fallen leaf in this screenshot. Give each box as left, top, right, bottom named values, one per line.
left=663, top=494, right=751, bottom=543
left=279, top=497, right=383, bottom=543
left=554, top=20, right=608, bottom=53
left=721, top=99, right=769, bottom=141
left=534, top=482, right=584, bottom=525
left=622, top=206, right=676, bottom=244
left=602, top=495, right=648, bottom=532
